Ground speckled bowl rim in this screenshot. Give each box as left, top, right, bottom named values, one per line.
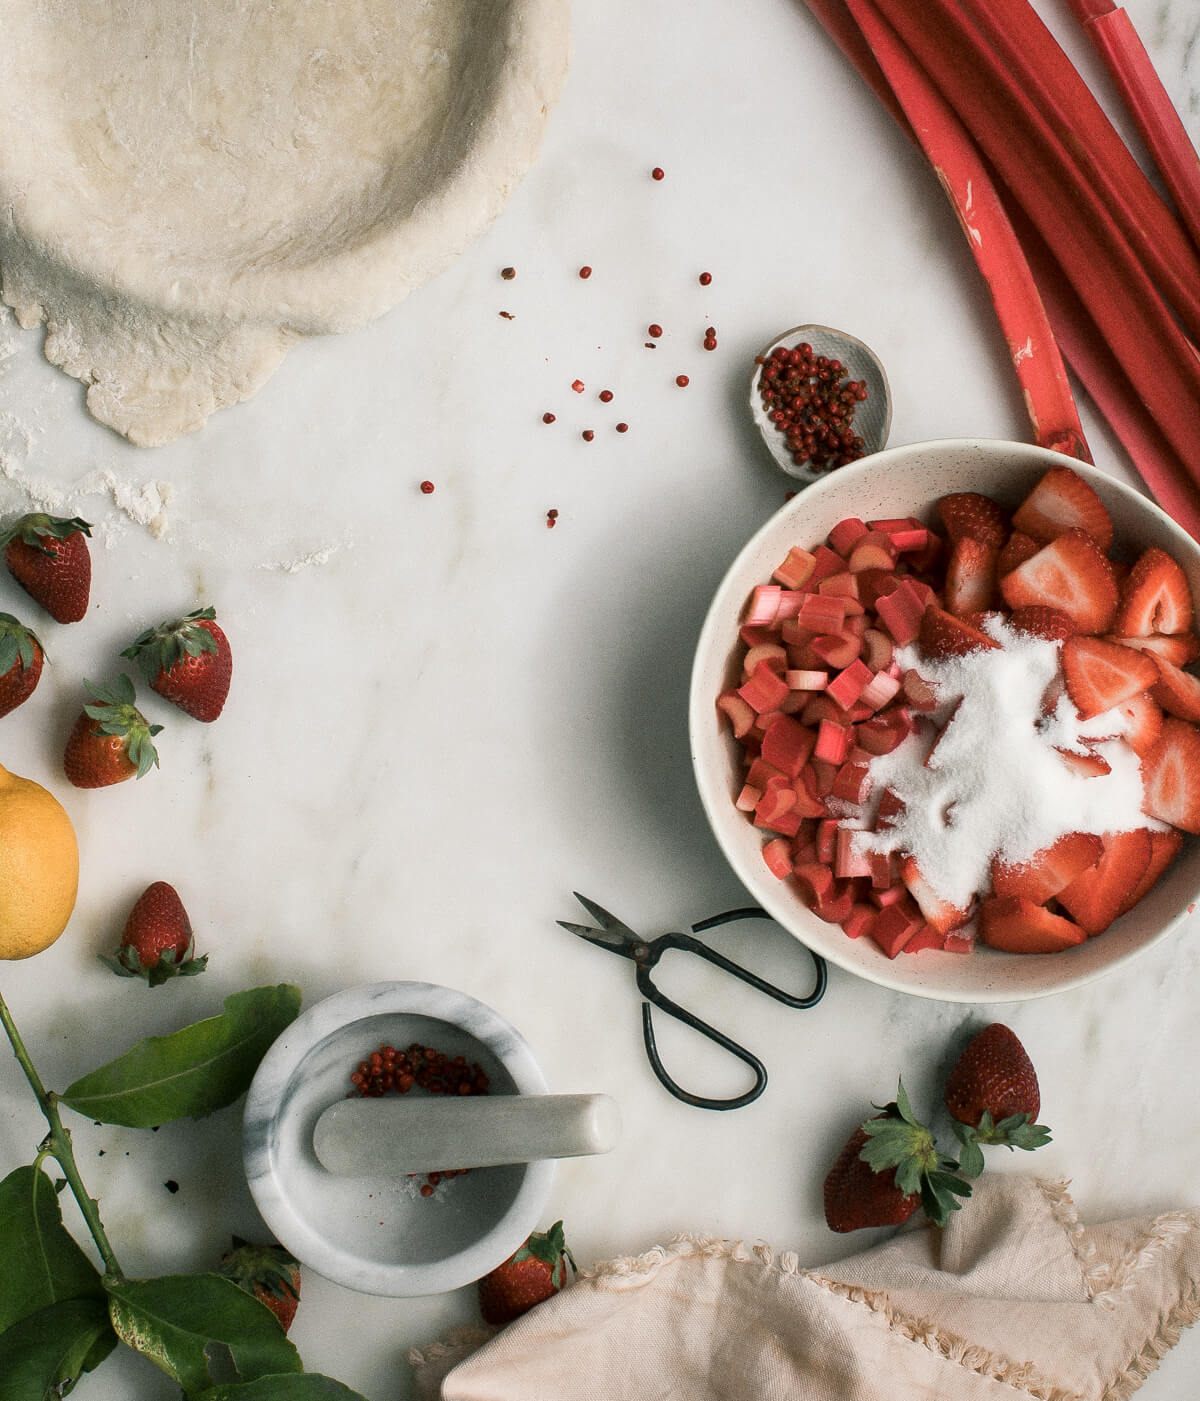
left=689, top=437, right=1200, bottom=1003
left=242, top=981, right=554, bottom=1296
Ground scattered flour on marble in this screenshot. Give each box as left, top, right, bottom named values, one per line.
left=0, top=446, right=171, bottom=542
left=257, top=542, right=343, bottom=573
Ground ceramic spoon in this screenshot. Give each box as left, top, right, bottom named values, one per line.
left=312, top=1092, right=621, bottom=1178
left=750, top=324, right=892, bottom=484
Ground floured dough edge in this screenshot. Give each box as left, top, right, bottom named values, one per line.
left=0, top=1, right=570, bottom=448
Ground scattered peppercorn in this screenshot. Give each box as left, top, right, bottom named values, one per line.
left=698, top=271, right=712, bottom=285
left=754, top=341, right=869, bottom=472
left=547, top=508, right=559, bottom=528
left=644, top=342, right=656, bottom=349
left=581, top=429, right=595, bottom=441
left=703, top=336, right=717, bottom=351
left=571, top=379, right=585, bottom=393
left=676, top=374, right=690, bottom=387
left=498, top=310, right=515, bottom=320
left=651, top=166, right=665, bottom=181
left=419, top=480, right=435, bottom=494
left=542, top=412, right=556, bottom=424
left=500, top=266, right=516, bottom=280
left=598, top=389, right=614, bottom=402
left=648, top=323, right=663, bottom=338
left=578, top=266, right=592, bottom=279
left=616, top=422, right=629, bottom=433
left=165, top=1180, right=180, bottom=1194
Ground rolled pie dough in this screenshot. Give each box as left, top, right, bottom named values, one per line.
left=0, top=0, right=569, bottom=445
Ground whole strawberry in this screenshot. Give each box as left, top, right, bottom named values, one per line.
left=478, top=1220, right=576, bottom=1326
left=218, top=1238, right=301, bottom=1333
left=944, top=1023, right=1051, bottom=1176
left=103, top=881, right=207, bottom=986
left=823, top=1081, right=970, bottom=1233
left=122, top=606, right=232, bottom=722
left=63, top=676, right=162, bottom=788
left=0, top=613, right=44, bottom=718
left=2, top=514, right=92, bottom=623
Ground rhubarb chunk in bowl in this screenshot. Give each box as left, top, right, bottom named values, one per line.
left=689, top=439, right=1200, bottom=1001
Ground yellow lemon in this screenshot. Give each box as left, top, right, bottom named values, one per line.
left=0, top=763, right=79, bottom=959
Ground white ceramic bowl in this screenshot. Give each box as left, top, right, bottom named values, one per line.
left=689, top=438, right=1200, bottom=1002
left=242, top=982, right=555, bottom=1296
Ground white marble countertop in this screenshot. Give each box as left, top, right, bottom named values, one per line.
left=1, top=1, right=1199, bottom=1396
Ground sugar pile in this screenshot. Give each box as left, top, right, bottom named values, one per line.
left=851, top=618, right=1156, bottom=908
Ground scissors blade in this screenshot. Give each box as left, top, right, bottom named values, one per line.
left=556, top=920, right=639, bottom=957
left=569, top=891, right=631, bottom=933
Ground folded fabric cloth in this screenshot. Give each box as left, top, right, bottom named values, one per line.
left=408, top=1176, right=1200, bottom=1400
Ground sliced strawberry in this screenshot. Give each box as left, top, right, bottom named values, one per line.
left=1054, top=747, right=1112, bottom=778
left=990, top=831, right=1104, bottom=904
left=943, top=538, right=999, bottom=617
left=979, top=896, right=1088, bottom=954
left=1114, top=691, right=1163, bottom=757
left=1060, top=635, right=1159, bottom=719
left=1010, top=465, right=1114, bottom=552
left=1148, top=655, right=1200, bottom=723
left=1112, top=546, right=1194, bottom=637
left=1118, top=828, right=1184, bottom=916
left=899, top=856, right=972, bottom=934
left=998, top=528, right=1118, bottom=634
left=1141, top=717, right=1200, bottom=833
left=996, top=530, right=1041, bottom=576
left=918, top=604, right=1000, bottom=660
left=938, top=492, right=1008, bottom=548
left=1109, top=632, right=1200, bottom=667
left=1056, top=828, right=1153, bottom=934
left=1008, top=605, right=1079, bottom=641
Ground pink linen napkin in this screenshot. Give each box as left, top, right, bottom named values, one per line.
left=408, top=1176, right=1200, bottom=1400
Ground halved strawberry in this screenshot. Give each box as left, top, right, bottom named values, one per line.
left=979, top=896, right=1088, bottom=954
left=1148, top=655, right=1200, bottom=723
left=1060, top=635, right=1159, bottom=719
left=998, top=528, right=1118, bottom=634
left=1109, top=632, right=1200, bottom=667
left=1112, top=547, right=1194, bottom=637
left=899, top=856, right=972, bottom=934
left=1118, top=828, right=1184, bottom=916
left=937, top=493, right=1008, bottom=547
left=1008, top=605, right=1079, bottom=640
left=918, top=604, right=1000, bottom=660
left=1141, top=717, right=1200, bottom=833
left=943, top=538, right=998, bottom=617
left=990, top=831, right=1104, bottom=904
left=1056, top=828, right=1152, bottom=934
left=1110, top=691, right=1162, bottom=757
left=1054, top=747, right=1112, bottom=777
left=1010, top=466, right=1114, bottom=552
left=996, top=530, right=1041, bottom=576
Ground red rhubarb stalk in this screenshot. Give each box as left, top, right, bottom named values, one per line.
left=960, top=0, right=1200, bottom=338
left=1065, top=0, right=1200, bottom=256
left=840, top=0, right=1088, bottom=459
left=862, top=0, right=1200, bottom=511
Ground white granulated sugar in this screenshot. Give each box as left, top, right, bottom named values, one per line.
left=853, top=618, right=1155, bottom=908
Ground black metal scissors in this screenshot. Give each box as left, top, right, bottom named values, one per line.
left=557, top=893, right=827, bottom=1111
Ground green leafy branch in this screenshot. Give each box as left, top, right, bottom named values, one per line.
left=0, top=981, right=369, bottom=1400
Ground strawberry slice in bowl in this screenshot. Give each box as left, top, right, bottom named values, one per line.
left=690, top=439, right=1200, bottom=1003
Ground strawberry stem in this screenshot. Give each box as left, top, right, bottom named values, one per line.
left=0, top=982, right=124, bottom=1277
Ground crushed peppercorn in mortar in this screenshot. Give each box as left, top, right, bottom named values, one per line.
left=755, top=341, right=869, bottom=472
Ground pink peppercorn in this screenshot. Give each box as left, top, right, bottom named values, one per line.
left=651, top=167, right=665, bottom=181
left=571, top=379, right=585, bottom=393
left=698, top=271, right=712, bottom=285
left=419, top=480, right=435, bottom=494
left=648, top=323, right=663, bottom=338
left=578, top=266, right=592, bottom=279
left=616, top=422, right=629, bottom=433
left=676, top=375, right=689, bottom=387
left=542, top=412, right=556, bottom=424
left=599, top=389, right=614, bottom=402
left=581, top=429, right=594, bottom=441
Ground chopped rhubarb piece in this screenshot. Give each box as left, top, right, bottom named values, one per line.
left=814, top=719, right=852, bottom=764
left=717, top=691, right=756, bottom=738
left=899, top=855, right=973, bottom=934
left=1057, top=828, right=1153, bottom=934
left=902, top=924, right=948, bottom=954
left=825, top=658, right=873, bottom=710
left=869, top=850, right=895, bottom=889
left=805, top=758, right=838, bottom=797
left=797, top=593, right=848, bottom=634
left=745, top=584, right=782, bottom=627
left=875, top=579, right=931, bottom=646
left=754, top=780, right=797, bottom=831
left=831, top=761, right=872, bottom=805
left=857, top=711, right=910, bottom=755
left=738, top=661, right=790, bottom=714
left=1140, top=717, right=1200, bottom=833
left=848, top=531, right=899, bottom=573
left=901, top=669, right=938, bottom=711
left=800, top=694, right=846, bottom=726
left=874, top=786, right=907, bottom=828
left=808, top=545, right=847, bottom=586
left=761, top=715, right=816, bottom=778
left=828, top=516, right=870, bottom=556
left=773, top=591, right=807, bottom=620
left=810, top=633, right=861, bottom=670
left=1118, top=828, right=1184, bottom=916
left=841, top=903, right=877, bottom=940
left=778, top=689, right=809, bottom=715
left=745, top=756, right=783, bottom=787
left=855, top=568, right=900, bottom=610
left=943, top=928, right=975, bottom=955
left=735, top=783, right=762, bottom=813
left=861, top=627, right=894, bottom=672
left=998, top=528, right=1119, bottom=634
left=818, top=571, right=861, bottom=600
left=979, top=896, right=1088, bottom=954
left=835, top=826, right=871, bottom=878
left=791, top=861, right=834, bottom=908
left=791, top=777, right=828, bottom=819
left=869, top=882, right=909, bottom=910
left=742, top=642, right=788, bottom=677
left=858, top=670, right=901, bottom=712
left=762, top=837, right=794, bottom=880
left=785, top=669, right=828, bottom=691
left=812, top=879, right=857, bottom=923
left=1148, top=654, right=1200, bottom=723
left=887, top=526, right=929, bottom=553
left=1112, top=546, right=1194, bottom=637
left=772, top=546, right=817, bottom=590
left=869, top=899, right=924, bottom=958
left=991, top=831, right=1105, bottom=904
left=816, top=818, right=839, bottom=864
left=1011, top=465, right=1114, bottom=552
left=752, top=708, right=783, bottom=735
left=739, top=624, right=779, bottom=648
